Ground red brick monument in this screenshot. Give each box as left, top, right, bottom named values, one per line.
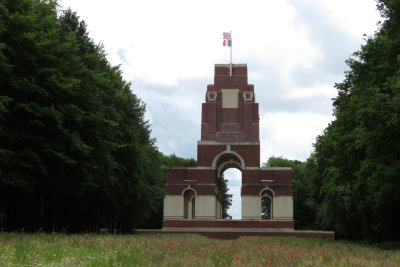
left=160, top=64, right=334, bottom=239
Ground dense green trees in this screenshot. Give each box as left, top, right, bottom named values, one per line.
left=265, top=0, right=400, bottom=241
left=0, top=0, right=165, bottom=233
left=0, top=0, right=231, bottom=232
left=311, top=0, right=400, bottom=241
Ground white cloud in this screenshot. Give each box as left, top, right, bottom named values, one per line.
left=318, top=0, right=381, bottom=38
left=60, top=0, right=328, bottom=86
left=288, top=84, right=337, bottom=99
left=260, top=112, right=334, bottom=162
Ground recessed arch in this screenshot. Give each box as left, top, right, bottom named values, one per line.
left=182, top=188, right=197, bottom=219
left=182, top=187, right=197, bottom=197
left=260, top=188, right=274, bottom=220
left=212, top=151, right=245, bottom=178
left=260, top=188, right=275, bottom=198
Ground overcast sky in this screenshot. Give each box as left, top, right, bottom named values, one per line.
left=60, top=0, right=381, bottom=218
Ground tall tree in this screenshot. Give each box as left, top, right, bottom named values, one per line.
left=220, top=175, right=232, bottom=219
left=309, top=0, right=400, bottom=241
left=0, top=0, right=165, bottom=233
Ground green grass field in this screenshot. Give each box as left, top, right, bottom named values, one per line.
left=0, top=233, right=399, bottom=266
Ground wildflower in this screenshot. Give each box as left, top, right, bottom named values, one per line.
left=236, top=257, right=240, bottom=261
left=279, top=242, right=282, bottom=246
left=211, top=247, right=214, bottom=250
left=338, top=255, right=341, bottom=258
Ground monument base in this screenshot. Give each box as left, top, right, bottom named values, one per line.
left=140, top=219, right=336, bottom=239
left=137, top=220, right=334, bottom=239
left=162, top=219, right=294, bottom=230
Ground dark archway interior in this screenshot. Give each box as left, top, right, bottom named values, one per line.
left=261, top=189, right=274, bottom=220
left=183, top=189, right=196, bottom=219
left=216, top=152, right=243, bottom=179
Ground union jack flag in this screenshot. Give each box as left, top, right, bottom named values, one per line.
left=223, top=32, right=231, bottom=40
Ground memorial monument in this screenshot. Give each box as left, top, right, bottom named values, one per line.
left=163, top=64, right=294, bottom=232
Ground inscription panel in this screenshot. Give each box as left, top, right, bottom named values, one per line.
left=221, top=89, right=239, bottom=108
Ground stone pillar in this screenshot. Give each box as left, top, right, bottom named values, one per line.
left=272, top=196, right=293, bottom=220
left=164, top=195, right=184, bottom=219
left=194, top=196, right=216, bottom=219
left=241, top=195, right=260, bottom=220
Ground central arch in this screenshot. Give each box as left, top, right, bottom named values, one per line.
left=212, top=150, right=245, bottom=178
left=223, top=168, right=242, bottom=219
left=213, top=151, right=245, bottom=219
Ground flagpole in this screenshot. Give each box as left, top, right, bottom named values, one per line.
left=230, top=31, right=232, bottom=76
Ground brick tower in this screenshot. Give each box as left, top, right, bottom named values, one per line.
left=163, top=64, right=294, bottom=230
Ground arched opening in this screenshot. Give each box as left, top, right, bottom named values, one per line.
left=213, top=151, right=244, bottom=220
left=261, top=197, right=272, bottom=219
left=222, top=168, right=242, bottom=219
left=260, top=189, right=274, bottom=220
left=183, top=189, right=196, bottom=219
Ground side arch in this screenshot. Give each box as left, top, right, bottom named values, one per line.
left=182, top=188, right=197, bottom=219
left=260, top=188, right=275, bottom=198
left=260, top=188, right=274, bottom=220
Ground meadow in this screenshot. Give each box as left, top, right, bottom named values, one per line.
left=0, top=232, right=399, bottom=266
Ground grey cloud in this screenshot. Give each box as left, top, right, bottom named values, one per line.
left=241, top=0, right=367, bottom=117
left=288, top=0, right=363, bottom=87
left=246, top=59, right=334, bottom=115
left=117, top=48, right=128, bottom=64
left=131, top=78, right=205, bottom=159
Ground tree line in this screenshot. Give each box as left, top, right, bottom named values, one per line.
left=0, top=0, right=176, bottom=233
left=0, top=0, right=229, bottom=232
left=265, top=0, right=400, bottom=242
